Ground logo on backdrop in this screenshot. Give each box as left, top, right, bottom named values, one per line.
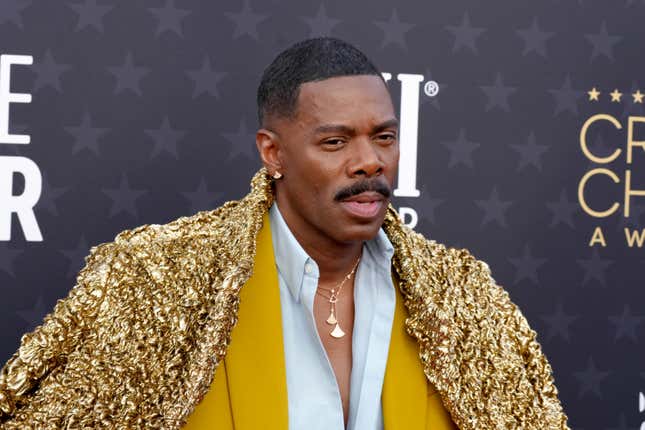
left=382, top=72, right=438, bottom=229
left=640, top=391, right=644, bottom=430
left=0, top=54, right=43, bottom=243
left=578, top=86, right=645, bottom=248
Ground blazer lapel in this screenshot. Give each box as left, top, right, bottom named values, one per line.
left=382, top=275, right=428, bottom=430
left=224, top=214, right=289, bottom=429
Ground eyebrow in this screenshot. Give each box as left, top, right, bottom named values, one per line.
left=313, top=118, right=399, bottom=135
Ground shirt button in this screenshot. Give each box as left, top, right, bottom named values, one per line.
left=304, top=263, right=313, bottom=274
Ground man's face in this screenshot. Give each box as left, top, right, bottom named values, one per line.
left=266, top=75, right=399, bottom=245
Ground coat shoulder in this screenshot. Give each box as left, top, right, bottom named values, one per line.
left=89, top=199, right=251, bottom=282
left=391, top=221, right=498, bottom=301
left=109, top=201, right=239, bottom=253
left=388, top=222, right=569, bottom=429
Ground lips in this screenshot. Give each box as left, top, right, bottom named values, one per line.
left=339, top=192, right=385, bottom=219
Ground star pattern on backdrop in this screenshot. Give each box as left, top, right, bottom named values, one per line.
left=549, top=75, right=582, bottom=116
left=102, top=174, right=148, bottom=218
left=36, top=174, right=69, bottom=216
left=186, top=57, right=227, bottom=99
left=374, top=9, right=415, bottom=50
left=475, top=187, right=513, bottom=228
left=509, top=131, right=549, bottom=171
left=577, top=248, right=614, bottom=286
left=573, top=357, right=610, bottom=399
left=301, top=3, right=340, bottom=37
left=540, top=302, right=579, bottom=342
left=587, top=87, right=600, bottom=101
left=608, top=305, right=644, bottom=342
left=144, top=116, right=187, bottom=158
left=108, top=52, right=150, bottom=96
left=620, top=81, right=645, bottom=118
left=516, top=17, right=554, bottom=57
left=224, top=0, right=268, bottom=41
left=584, top=21, right=622, bottom=62
left=64, top=112, right=110, bottom=156
left=222, top=118, right=257, bottom=161
left=16, top=295, right=48, bottom=330
left=31, top=50, right=71, bottom=93
left=181, top=178, right=224, bottom=214
left=67, top=0, right=114, bottom=33
left=480, top=73, right=517, bottom=112
left=0, top=244, right=23, bottom=277
left=445, top=12, right=486, bottom=54
left=61, top=236, right=89, bottom=279
left=440, top=128, right=480, bottom=168
left=0, top=0, right=32, bottom=29
left=148, top=0, right=191, bottom=38
left=609, top=89, right=622, bottom=102
left=416, top=185, right=445, bottom=225
left=546, top=189, right=579, bottom=228
left=508, top=244, right=547, bottom=285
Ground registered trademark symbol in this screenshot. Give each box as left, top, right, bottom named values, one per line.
left=424, top=80, right=439, bottom=97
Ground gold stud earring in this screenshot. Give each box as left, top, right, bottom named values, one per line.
left=272, top=171, right=283, bottom=179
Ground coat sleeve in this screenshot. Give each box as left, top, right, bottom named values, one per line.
left=0, top=241, right=123, bottom=422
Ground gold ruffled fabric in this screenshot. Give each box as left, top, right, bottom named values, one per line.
left=0, top=168, right=569, bottom=429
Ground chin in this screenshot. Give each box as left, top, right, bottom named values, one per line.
left=318, top=203, right=389, bottom=244
left=334, top=221, right=383, bottom=244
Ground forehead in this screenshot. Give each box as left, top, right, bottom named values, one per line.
left=294, top=75, right=395, bottom=127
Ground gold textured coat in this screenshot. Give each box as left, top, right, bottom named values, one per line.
left=0, top=169, right=569, bottom=429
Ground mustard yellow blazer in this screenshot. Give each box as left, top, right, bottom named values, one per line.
left=184, top=219, right=456, bottom=429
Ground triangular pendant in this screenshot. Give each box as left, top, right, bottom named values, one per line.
left=326, top=310, right=337, bottom=325
left=330, top=323, right=345, bottom=338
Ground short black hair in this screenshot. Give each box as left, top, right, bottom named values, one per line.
left=256, top=37, right=383, bottom=125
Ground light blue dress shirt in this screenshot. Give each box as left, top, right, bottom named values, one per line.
left=268, top=203, right=396, bottom=430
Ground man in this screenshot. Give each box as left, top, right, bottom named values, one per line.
left=0, top=38, right=569, bottom=429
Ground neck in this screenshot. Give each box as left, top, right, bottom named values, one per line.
left=275, top=195, right=364, bottom=284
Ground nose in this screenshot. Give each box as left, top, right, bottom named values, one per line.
left=347, top=138, right=385, bottom=178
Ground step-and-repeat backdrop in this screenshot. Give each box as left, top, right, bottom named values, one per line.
left=1, top=1, right=644, bottom=427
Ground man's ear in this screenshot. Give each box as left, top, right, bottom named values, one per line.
left=256, top=128, right=283, bottom=175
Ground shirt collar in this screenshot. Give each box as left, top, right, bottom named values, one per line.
left=269, top=202, right=395, bottom=303
left=269, top=203, right=312, bottom=303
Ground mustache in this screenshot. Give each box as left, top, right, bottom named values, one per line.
left=334, top=178, right=392, bottom=201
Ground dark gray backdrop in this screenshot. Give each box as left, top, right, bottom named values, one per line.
left=1, top=1, right=644, bottom=428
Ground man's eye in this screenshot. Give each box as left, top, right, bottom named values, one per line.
left=377, top=134, right=396, bottom=143
left=324, top=139, right=344, bottom=146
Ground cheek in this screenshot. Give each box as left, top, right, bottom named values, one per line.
left=288, top=171, right=326, bottom=204
left=381, top=146, right=400, bottom=178
left=283, top=145, right=345, bottom=201
left=299, top=160, right=337, bottom=193
left=389, top=143, right=401, bottom=163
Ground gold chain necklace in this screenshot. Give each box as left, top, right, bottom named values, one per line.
left=314, top=254, right=361, bottom=338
